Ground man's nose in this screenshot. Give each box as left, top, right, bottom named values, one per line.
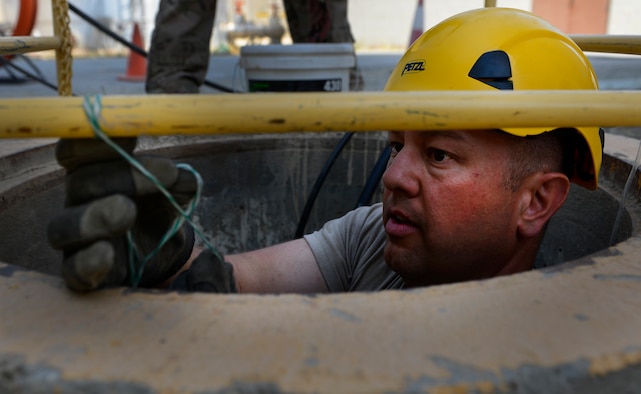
left=382, top=148, right=421, bottom=197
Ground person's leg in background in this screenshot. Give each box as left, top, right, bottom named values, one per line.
left=146, top=0, right=361, bottom=92
left=283, top=0, right=353, bottom=43
left=282, top=0, right=361, bottom=90
left=146, top=0, right=217, bottom=93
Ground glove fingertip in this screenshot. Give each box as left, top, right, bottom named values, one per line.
left=171, top=168, right=199, bottom=205
left=62, top=241, right=116, bottom=292
left=133, top=157, right=179, bottom=195
left=48, top=195, right=137, bottom=251
left=56, top=138, right=137, bottom=171
left=94, top=195, right=137, bottom=234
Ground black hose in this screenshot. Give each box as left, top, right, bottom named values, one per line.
left=294, top=132, right=354, bottom=238
left=0, top=56, right=62, bottom=92
left=0, top=57, right=26, bottom=83
left=68, top=3, right=146, bottom=58
left=67, top=2, right=236, bottom=93
left=355, top=145, right=391, bottom=208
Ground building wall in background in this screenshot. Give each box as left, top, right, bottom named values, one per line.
left=532, top=0, right=609, bottom=34
left=608, top=0, right=641, bottom=35
left=6, top=0, right=641, bottom=53
left=348, top=0, right=532, bottom=51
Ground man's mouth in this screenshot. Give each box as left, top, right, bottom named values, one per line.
left=385, top=209, right=418, bottom=237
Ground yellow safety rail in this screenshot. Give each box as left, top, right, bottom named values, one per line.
left=1, top=91, right=641, bottom=138
left=571, top=35, right=641, bottom=55
left=0, top=36, right=62, bottom=54
left=4, top=32, right=641, bottom=57
left=0, top=0, right=640, bottom=137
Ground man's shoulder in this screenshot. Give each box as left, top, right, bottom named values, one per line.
left=345, top=202, right=383, bottom=228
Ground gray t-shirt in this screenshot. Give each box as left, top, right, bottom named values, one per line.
left=303, top=203, right=405, bottom=292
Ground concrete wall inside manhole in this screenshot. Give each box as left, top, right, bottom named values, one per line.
left=0, top=133, right=637, bottom=278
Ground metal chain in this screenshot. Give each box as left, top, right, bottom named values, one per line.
left=52, top=0, right=73, bottom=96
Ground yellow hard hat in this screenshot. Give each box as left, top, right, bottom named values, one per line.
left=384, top=7, right=603, bottom=189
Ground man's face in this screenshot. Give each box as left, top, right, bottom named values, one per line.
left=382, top=130, right=524, bottom=287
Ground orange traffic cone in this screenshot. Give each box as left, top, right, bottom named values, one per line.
left=409, top=0, right=424, bottom=46
left=118, top=22, right=147, bottom=82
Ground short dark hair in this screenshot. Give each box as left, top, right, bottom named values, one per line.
left=501, top=128, right=579, bottom=192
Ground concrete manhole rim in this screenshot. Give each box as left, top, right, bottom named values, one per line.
left=1, top=133, right=641, bottom=393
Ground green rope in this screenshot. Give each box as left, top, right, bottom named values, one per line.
left=82, top=95, right=225, bottom=287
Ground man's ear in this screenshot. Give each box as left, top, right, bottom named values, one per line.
left=517, top=172, right=570, bottom=238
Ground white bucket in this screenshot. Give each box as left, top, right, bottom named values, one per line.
left=239, top=43, right=356, bottom=92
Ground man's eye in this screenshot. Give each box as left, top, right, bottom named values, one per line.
left=428, top=148, right=450, bottom=162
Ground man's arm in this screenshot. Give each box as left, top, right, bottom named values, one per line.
left=227, top=238, right=328, bottom=294
left=176, top=238, right=328, bottom=294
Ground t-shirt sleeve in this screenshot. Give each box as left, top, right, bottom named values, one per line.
left=303, top=203, right=398, bottom=292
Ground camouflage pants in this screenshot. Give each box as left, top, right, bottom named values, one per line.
left=282, top=0, right=360, bottom=89
left=283, top=0, right=354, bottom=43
left=146, top=0, right=355, bottom=93
left=146, top=0, right=217, bottom=93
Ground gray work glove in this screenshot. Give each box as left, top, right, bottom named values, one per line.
left=169, top=249, right=237, bottom=293
left=47, top=138, right=197, bottom=291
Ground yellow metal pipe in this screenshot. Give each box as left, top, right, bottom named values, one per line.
left=484, top=0, right=497, bottom=7
left=571, top=35, right=641, bottom=55
left=1, top=91, right=641, bottom=139
left=7, top=35, right=636, bottom=58
left=0, top=36, right=62, bottom=55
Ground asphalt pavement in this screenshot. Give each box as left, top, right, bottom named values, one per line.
left=2, top=52, right=641, bottom=98
left=0, top=52, right=401, bottom=97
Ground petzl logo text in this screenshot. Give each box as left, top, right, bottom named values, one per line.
left=402, top=60, right=425, bottom=75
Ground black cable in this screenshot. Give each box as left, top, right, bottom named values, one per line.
left=67, top=2, right=236, bottom=93
left=68, top=3, right=145, bottom=57
left=294, top=132, right=354, bottom=238
left=16, top=53, right=47, bottom=80
left=0, top=58, right=25, bottom=83
left=0, top=56, right=61, bottom=92
left=355, top=145, right=391, bottom=208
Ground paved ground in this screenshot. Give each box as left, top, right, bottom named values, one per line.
left=0, top=52, right=402, bottom=97
left=1, top=52, right=641, bottom=98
